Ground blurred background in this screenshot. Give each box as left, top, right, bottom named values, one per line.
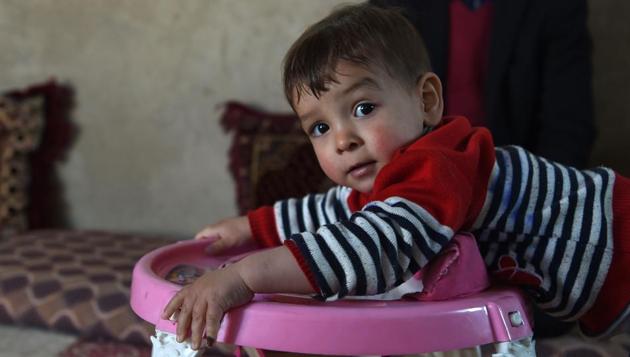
left=0, top=0, right=628, bottom=238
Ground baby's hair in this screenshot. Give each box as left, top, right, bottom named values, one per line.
left=283, top=2, right=432, bottom=108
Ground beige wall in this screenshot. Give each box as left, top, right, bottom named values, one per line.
left=0, top=0, right=356, bottom=238
left=0, top=1, right=628, bottom=238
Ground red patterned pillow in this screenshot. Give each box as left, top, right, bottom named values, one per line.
left=4, top=80, right=76, bottom=229
left=221, top=102, right=333, bottom=214
left=0, top=95, right=45, bottom=234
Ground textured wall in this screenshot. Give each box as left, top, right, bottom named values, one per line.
left=0, top=0, right=355, bottom=237
left=0, top=1, right=628, bottom=238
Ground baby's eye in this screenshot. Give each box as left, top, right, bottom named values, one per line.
left=353, top=102, right=376, bottom=118
left=310, top=122, right=330, bottom=137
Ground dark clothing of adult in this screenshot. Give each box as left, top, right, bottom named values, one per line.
left=371, top=0, right=595, bottom=169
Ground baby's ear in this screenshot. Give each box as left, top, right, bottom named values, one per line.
left=416, top=72, right=443, bottom=126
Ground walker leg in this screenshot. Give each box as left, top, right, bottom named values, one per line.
left=491, top=336, right=536, bottom=357
left=150, top=329, right=204, bottom=357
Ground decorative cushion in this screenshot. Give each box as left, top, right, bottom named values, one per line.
left=4, top=80, right=76, bottom=229
left=0, top=95, right=45, bottom=234
left=221, top=102, right=333, bottom=214
left=0, top=230, right=174, bottom=345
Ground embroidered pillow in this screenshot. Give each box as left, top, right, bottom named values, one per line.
left=5, top=80, right=76, bottom=229
left=0, top=95, right=45, bottom=235
left=220, top=102, right=333, bottom=214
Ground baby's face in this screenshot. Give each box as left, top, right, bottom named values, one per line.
left=293, top=61, right=431, bottom=193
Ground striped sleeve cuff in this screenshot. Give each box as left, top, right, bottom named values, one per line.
left=247, top=206, right=282, bottom=248
left=284, top=239, right=321, bottom=294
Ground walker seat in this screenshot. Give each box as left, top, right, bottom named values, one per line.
left=130, top=237, right=534, bottom=356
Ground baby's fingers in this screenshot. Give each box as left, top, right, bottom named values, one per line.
left=194, top=227, right=219, bottom=241
left=204, top=238, right=231, bottom=255
left=190, top=302, right=208, bottom=350
left=176, top=302, right=193, bottom=343
left=161, top=291, right=184, bottom=320
left=204, top=305, right=225, bottom=347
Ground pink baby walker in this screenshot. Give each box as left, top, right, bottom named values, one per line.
left=130, top=234, right=535, bottom=356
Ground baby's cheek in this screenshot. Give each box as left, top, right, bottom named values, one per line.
left=370, top=131, right=401, bottom=158
left=371, top=122, right=422, bottom=157
left=315, top=155, right=343, bottom=184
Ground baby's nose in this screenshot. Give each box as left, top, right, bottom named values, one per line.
left=336, top=129, right=361, bottom=153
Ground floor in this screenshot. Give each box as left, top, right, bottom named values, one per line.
left=2, top=323, right=629, bottom=357
left=0, top=324, right=77, bottom=357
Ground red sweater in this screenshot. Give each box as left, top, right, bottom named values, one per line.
left=248, top=116, right=622, bottom=322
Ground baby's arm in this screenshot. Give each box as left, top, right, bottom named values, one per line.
left=236, top=245, right=315, bottom=294
left=194, top=216, right=259, bottom=255
left=161, top=245, right=313, bottom=351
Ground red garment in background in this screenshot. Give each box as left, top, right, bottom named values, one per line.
left=445, top=0, right=493, bottom=127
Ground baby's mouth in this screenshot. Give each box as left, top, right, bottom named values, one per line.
left=347, top=161, right=377, bottom=178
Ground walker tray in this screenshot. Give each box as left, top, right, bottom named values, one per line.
left=130, top=238, right=533, bottom=355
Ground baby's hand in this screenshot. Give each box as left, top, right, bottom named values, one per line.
left=160, top=265, right=254, bottom=350
left=195, top=216, right=254, bottom=255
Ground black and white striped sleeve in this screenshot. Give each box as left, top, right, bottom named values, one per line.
left=273, top=186, right=353, bottom=242
left=285, top=196, right=455, bottom=300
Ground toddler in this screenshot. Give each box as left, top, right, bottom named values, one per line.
left=162, top=3, right=630, bottom=351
